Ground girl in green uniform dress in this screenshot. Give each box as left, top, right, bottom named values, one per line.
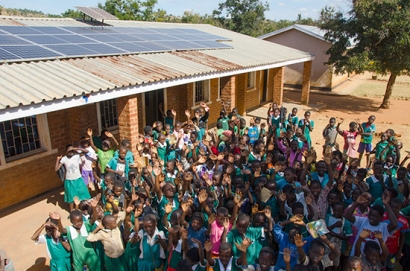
left=31, top=219, right=72, bottom=271
left=204, top=240, right=251, bottom=271
left=136, top=214, right=167, bottom=271
left=269, top=108, right=282, bottom=139
left=298, top=111, right=314, bottom=148
left=51, top=201, right=101, bottom=271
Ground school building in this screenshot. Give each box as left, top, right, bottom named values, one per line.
left=0, top=15, right=313, bottom=211
left=259, top=24, right=353, bottom=91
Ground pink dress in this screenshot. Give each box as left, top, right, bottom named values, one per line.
left=343, top=131, right=359, bottom=158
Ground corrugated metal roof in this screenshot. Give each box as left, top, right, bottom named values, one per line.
left=258, top=24, right=329, bottom=42
left=0, top=17, right=313, bottom=111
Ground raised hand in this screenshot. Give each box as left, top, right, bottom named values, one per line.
left=208, top=214, right=216, bottom=225
left=374, top=231, right=383, bottom=240
left=382, top=192, right=391, bottom=205
left=283, top=247, right=291, bottom=263
left=180, top=227, right=188, bottom=239
left=171, top=109, right=177, bottom=116
left=165, top=203, right=173, bottom=214
left=278, top=191, right=287, bottom=202
left=217, top=153, right=224, bottom=161
left=235, top=237, right=252, bottom=253
left=181, top=202, right=190, bottom=213
left=198, top=190, right=208, bottom=204
left=234, top=191, right=243, bottom=206
left=204, top=240, right=213, bottom=252
left=89, top=197, right=98, bottom=208
left=198, top=156, right=206, bottom=164
left=87, top=128, right=93, bottom=137
left=105, top=131, right=113, bottom=138
left=191, top=238, right=202, bottom=249
left=223, top=217, right=230, bottom=230
left=294, top=234, right=306, bottom=248
left=252, top=204, right=259, bottom=214
left=226, top=165, right=234, bottom=175
left=223, top=174, right=231, bottom=185
left=264, top=207, right=272, bottom=219
left=73, top=196, right=80, bottom=206
left=360, top=229, right=371, bottom=239
left=305, top=194, right=313, bottom=206
left=356, top=193, right=371, bottom=204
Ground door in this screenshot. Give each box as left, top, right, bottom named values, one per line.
left=144, top=89, right=164, bottom=126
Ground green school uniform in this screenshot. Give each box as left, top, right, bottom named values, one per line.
left=166, top=240, right=184, bottom=270
left=218, top=117, right=229, bottom=131
left=193, top=260, right=207, bottom=271
left=210, top=258, right=241, bottom=271
left=375, top=141, right=388, bottom=160
left=97, top=149, right=115, bottom=174
left=66, top=221, right=101, bottom=271
left=44, top=234, right=72, bottom=271
left=226, top=227, right=263, bottom=264
left=270, top=115, right=281, bottom=138
left=298, top=119, right=314, bottom=147
left=400, top=206, right=410, bottom=245
left=156, top=142, right=168, bottom=163
left=124, top=241, right=139, bottom=271
left=137, top=231, right=165, bottom=270
left=158, top=194, right=180, bottom=222
left=64, top=177, right=91, bottom=203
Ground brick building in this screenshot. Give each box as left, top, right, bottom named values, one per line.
left=0, top=16, right=313, bottom=211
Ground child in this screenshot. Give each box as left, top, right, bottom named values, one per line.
left=204, top=240, right=251, bottom=271
left=345, top=256, right=362, bottom=271
left=87, top=215, right=127, bottom=271
left=288, top=107, right=299, bottom=133
left=80, top=139, right=97, bottom=188
left=31, top=218, right=71, bottom=271
left=136, top=214, right=167, bottom=270
left=344, top=192, right=398, bottom=256
left=105, top=180, right=125, bottom=216
left=246, top=246, right=277, bottom=271
left=325, top=201, right=353, bottom=269
left=166, top=225, right=186, bottom=271
left=185, top=240, right=207, bottom=271
left=295, top=234, right=340, bottom=271
left=323, top=117, right=338, bottom=156
left=366, top=161, right=393, bottom=200
left=354, top=230, right=388, bottom=271
left=186, top=212, right=207, bottom=248
left=50, top=202, right=101, bottom=271
left=225, top=213, right=268, bottom=264
left=106, top=145, right=130, bottom=179
left=337, top=119, right=362, bottom=162
left=88, top=128, right=118, bottom=177
left=358, top=115, right=376, bottom=167
left=248, top=117, right=261, bottom=145
left=55, top=144, right=91, bottom=212
left=208, top=207, right=234, bottom=258
left=298, top=111, right=314, bottom=148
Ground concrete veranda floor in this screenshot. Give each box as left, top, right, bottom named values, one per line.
left=0, top=186, right=70, bottom=271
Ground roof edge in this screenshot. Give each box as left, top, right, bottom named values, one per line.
left=258, top=24, right=329, bottom=43
left=0, top=55, right=314, bottom=121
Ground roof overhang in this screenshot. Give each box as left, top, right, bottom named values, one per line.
left=0, top=55, right=314, bottom=122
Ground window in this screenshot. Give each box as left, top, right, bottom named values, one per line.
left=247, top=72, right=256, bottom=89
left=99, top=99, right=118, bottom=130
left=0, top=114, right=52, bottom=166
left=194, top=80, right=210, bottom=104
left=0, top=116, right=41, bottom=159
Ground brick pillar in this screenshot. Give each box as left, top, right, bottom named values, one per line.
left=117, top=95, right=140, bottom=158
left=301, top=61, right=312, bottom=105
left=272, top=67, right=284, bottom=106
left=235, top=73, right=246, bottom=116
left=220, top=76, right=235, bottom=113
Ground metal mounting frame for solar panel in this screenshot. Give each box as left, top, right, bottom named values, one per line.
left=74, top=6, right=118, bottom=20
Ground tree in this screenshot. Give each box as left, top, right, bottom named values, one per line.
left=320, top=1, right=410, bottom=109
left=212, top=0, right=269, bottom=37
left=61, top=9, right=82, bottom=19
left=98, top=0, right=157, bottom=21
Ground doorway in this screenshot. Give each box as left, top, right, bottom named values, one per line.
left=261, top=69, right=268, bottom=103
left=144, top=89, right=164, bottom=126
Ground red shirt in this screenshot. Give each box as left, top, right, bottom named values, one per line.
left=382, top=213, right=409, bottom=254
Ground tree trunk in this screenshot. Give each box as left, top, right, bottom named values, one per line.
left=379, top=73, right=397, bottom=109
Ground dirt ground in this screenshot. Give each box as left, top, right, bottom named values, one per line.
left=1, top=74, right=410, bottom=270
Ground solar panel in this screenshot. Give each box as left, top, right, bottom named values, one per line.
left=79, top=43, right=125, bottom=54
left=0, top=47, right=20, bottom=60
left=20, top=35, right=69, bottom=45
left=0, top=26, right=42, bottom=35
left=83, top=34, right=123, bottom=43
left=0, top=35, right=31, bottom=45
left=46, top=44, right=99, bottom=56
left=0, top=45, right=61, bottom=59
left=0, top=26, right=233, bottom=62
left=74, top=6, right=118, bottom=20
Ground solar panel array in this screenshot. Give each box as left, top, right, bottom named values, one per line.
left=74, top=6, right=119, bottom=20
left=0, top=26, right=233, bottom=62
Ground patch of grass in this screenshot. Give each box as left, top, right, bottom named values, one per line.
left=352, top=78, right=410, bottom=99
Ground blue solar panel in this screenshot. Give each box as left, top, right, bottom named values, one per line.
left=54, top=35, right=96, bottom=44
left=29, top=27, right=71, bottom=35
left=132, top=41, right=170, bottom=51
left=0, top=26, right=42, bottom=35
left=0, top=47, right=20, bottom=60
left=62, top=27, right=100, bottom=34
left=78, top=43, right=126, bottom=54
left=137, top=33, right=179, bottom=41
left=20, top=35, right=69, bottom=45
left=114, top=27, right=157, bottom=34
left=171, top=34, right=209, bottom=41
left=83, top=34, right=123, bottom=43
left=152, top=40, right=206, bottom=50
left=1, top=45, right=62, bottom=59
left=110, top=34, right=145, bottom=42
left=46, top=44, right=99, bottom=56
left=0, top=35, right=31, bottom=45
left=107, top=42, right=152, bottom=53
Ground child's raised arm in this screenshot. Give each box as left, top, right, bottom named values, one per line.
left=49, top=212, right=67, bottom=235
left=354, top=229, right=370, bottom=256
left=31, top=221, right=48, bottom=241
left=192, top=238, right=205, bottom=266
left=336, top=119, right=344, bottom=136
left=283, top=247, right=291, bottom=271
left=55, top=155, right=63, bottom=172
left=153, top=165, right=163, bottom=199
left=236, top=237, right=251, bottom=267
left=87, top=128, right=98, bottom=152
left=204, top=240, right=215, bottom=266
left=319, top=234, right=340, bottom=261
left=383, top=194, right=398, bottom=232
left=375, top=231, right=389, bottom=262
left=105, top=131, right=118, bottom=149
left=294, top=234, right=307, bottom=263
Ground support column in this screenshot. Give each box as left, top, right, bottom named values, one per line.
left=272, top=67, right=284, bottom=106
left=117, top=95, right=140, bottom=158
left=301, top=61, right=312, bottom=105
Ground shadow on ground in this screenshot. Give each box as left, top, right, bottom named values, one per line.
left=284, top=91, right=381, bottom=114
left=0, top=186, right=68, bottom=219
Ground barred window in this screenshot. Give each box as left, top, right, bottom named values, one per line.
left=194, top=80, right=210, bottom=104
left=247, top=72, right=256, bottom=89
left=0, top=116, right=41, bottom=159
left=99, top=99, right=118, bottom=129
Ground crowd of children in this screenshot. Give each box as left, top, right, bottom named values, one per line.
left=34, top=101, right=410, bottom=271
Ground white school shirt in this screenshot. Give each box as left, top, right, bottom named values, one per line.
left=60, top=154, right=82, bottom=180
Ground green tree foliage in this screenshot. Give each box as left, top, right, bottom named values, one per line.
left=61, top=9, right=81, bottom=19
left=320, top=1, right=410, bottom=108
left=212, top=0, right=269, bottom=37
left=98, top=0, right=157, bottom=21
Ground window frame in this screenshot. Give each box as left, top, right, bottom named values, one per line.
left=0, top=113, right=54, bottom=168
left=247, top=71, right=256, bottom=90
left=193, top=80, right=210, bottom=106
left=97, top=98, right=119, bottom=132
